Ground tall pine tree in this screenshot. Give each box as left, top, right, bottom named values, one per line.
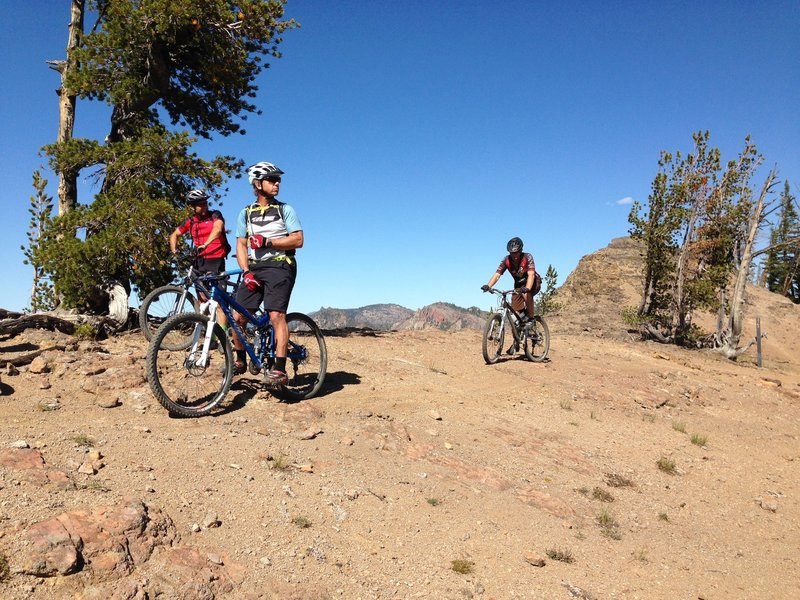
left=35, top=1, right=297, bottom=311
left=763, top=181, right=800, bottom=302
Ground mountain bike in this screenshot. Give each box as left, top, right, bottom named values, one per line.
left=146, top=268, right=327, bottom=417
left=138, top=255, right=201, bottom=344
left=482, top=288, right=550, bottom=364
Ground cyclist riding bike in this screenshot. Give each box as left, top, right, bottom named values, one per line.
left=231, top=162, right=304, bottom=385
left=481, top=237, right=539, bottom=321
left=169, top=189, right=230, bottom=324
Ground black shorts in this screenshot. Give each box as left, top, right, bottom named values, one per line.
left=193, top=257, right=226, bottom=298
left=235, top=260, right=297, bottom=314
left=194, top=256, right=225, bottom=275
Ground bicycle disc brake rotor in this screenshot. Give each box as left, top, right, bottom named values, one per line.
left=183, top=351, right=210, bottom=376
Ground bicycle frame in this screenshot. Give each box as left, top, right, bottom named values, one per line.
left=490, top=289, right=533, bottom=347
left=192, top=269, right=308, bottom=372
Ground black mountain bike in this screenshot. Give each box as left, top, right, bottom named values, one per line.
left=146, top=268, right=327, bottom=417
left=482, top=289, right=550, bottom=364
left=139, top=256, right=201, bottom=343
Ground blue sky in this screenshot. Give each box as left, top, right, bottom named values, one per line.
left=1, top=1, right=798, bottom=316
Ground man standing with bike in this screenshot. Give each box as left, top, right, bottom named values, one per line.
left=169, top=189, right=231, bottom=326
left=169, top=189, right=229, bottom=274
left=481, top=236, right=539, bottom=321
left=232, top=162, right=304, bottom=385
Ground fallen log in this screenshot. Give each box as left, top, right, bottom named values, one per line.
left=0, top=311, right=119, bottom=338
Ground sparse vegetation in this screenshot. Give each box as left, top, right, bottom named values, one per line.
left=73, top=323, right=99, bottom=340
left=592, top=487, right=615, bottom=502
left=690, top=433, right=707, bottom=446
left=269, top=453, right=290, bottom=471
left=597, top=508, right=618, bottom=528
left=79, top=481, right=110, bottom=492
left=574, top=531, right=586, bottom=540
left=73, top=434, right=95, bottom=448
left=605, top=473, right=634, bottom=488
left=672, top=421, right=686, bottom=433
left=292, top=516, right=312, bottom=528
left=657, top=456, right=677, bottom=474
left=597, top=509, right=622, bottom=540
left=621, top=305, right=645, bottom=329
left=0, top=552, right=9, bottom=582
left=451, top=559, right=474, bottom=574
left=658, top=512, right=671, bottom=522
left=577, top=486, right=590, bottom=496
left=560, top=399, right=573, bottom=411
left=546, top=548, right=574, bottom=563
left=633, top=549, right=649, bottom=562
left=642, top=413, right=656, bottom=423
left=426, top=497, right=440, bottom=506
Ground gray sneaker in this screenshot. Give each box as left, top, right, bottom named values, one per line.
left=266, top=369, right=288, bottom=386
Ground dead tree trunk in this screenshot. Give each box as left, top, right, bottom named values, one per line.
left=717, top=169, right=778, bottom=359
left=52, top=0, right=84, bottom=215
left=672, top=199, right=700, bottom=335
left=781, top=250, right=800, bottom=297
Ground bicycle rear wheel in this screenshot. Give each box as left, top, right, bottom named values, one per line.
left=523, top=316, right=550, bottom=362
left=482, top=313, right=505, bottom=364
left=146, top=312, right=232, bottom=417
left=274, top=313, right=327, bottom=401
left=139, top=285, right=198, bottom=345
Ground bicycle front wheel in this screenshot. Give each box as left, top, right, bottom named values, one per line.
left=146, top=312, right=233, bottom=417
left=523, top=316, right=550, bottom=362
left=275, top=313, right=327, bottom=401
left=139, top=285, right=198, bottom=344
left=482, top=313, right=505, bottom=364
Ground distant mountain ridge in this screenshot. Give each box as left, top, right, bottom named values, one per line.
left=309, top=302, right=487, bottom=331
left=308, top=304, right=413, bottom=331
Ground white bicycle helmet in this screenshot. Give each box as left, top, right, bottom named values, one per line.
left=186, top=189, right=209, bottom=204
left=247, top=162, right=284, bottom=185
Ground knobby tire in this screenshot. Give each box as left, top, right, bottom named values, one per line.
left=482, top=313, right=504, bottom=364
left=524, top=316, right=550, bottom=362
left=273, top=312, right=327, bottom=401
left=139, top=285, right=198, bottom=344
left=146, top=312, right=232, bottom=417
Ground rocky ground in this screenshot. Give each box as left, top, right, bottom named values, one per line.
left=1, top=312, right=799, bottom=599
left=1, top=237, right=798, bottom=599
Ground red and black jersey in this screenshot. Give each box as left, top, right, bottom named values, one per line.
left=178, top=211, right=228, bottom=259
left=496, top=252, right=536, bottom=286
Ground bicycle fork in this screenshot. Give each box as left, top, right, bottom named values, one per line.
left=187, top=298, right=219, bottom=368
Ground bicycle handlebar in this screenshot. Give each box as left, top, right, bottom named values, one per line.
left=486, top=288, right=524, bottom=296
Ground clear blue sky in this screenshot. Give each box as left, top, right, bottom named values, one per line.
left=1, top=1, right=798, bottom=316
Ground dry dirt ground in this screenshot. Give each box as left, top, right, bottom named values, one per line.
left=1, top=305, right=799, bottom=599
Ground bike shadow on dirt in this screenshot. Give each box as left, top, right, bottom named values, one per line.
left=204, top=370, right=362, bottom=415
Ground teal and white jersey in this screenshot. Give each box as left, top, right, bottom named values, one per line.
left=236, top=201, right=302, bottom=262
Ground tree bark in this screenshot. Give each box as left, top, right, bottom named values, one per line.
left=56, top=0, right=84, bottom=215
left=718, top=169, right=778, bottom=358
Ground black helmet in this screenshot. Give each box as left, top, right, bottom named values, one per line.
left=507, top=237, right=523, bottom=253
left=186, top=189, right=209, bottom=204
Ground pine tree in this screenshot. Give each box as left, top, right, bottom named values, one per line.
left=763, top=181, right=799, bottom=302
left=22, top=172, right=55, bottom=312
left=537, top=265, right=561, bottom=315
left=629, top=132, right=764, bottom=348
left=37, top=1, right=297, bottom=310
